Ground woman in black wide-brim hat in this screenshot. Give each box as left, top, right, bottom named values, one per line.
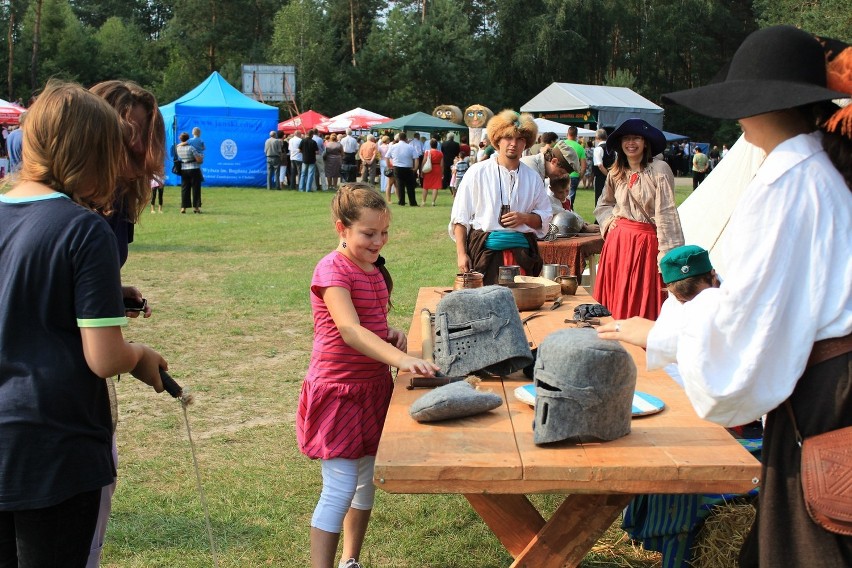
left=592, top=117, right=684, bottom=321
left=598, top=25, right=852, bottom=567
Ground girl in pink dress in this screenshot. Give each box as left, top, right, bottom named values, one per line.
left=297, top=183, right=438, bottom=568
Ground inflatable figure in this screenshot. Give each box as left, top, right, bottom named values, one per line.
left=433, top=105, right=464, bottom=125
left=464, top=104, right=493, bottom=147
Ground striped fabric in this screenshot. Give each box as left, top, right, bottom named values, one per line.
left=297, top=251, right=393, bottom=460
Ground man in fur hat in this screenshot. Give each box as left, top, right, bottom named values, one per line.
left=449, top=109, right=552, bottom=284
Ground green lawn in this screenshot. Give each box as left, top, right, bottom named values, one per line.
left=108, top=183, right=690, bottom=567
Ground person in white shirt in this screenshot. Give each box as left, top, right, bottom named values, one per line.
left=598, top=26, right=852, bottom=567
left=385, top=132, right=419, bottom=206
left=288, top=132, right=303, bottom=189
left=339, top=129, right=359, bottom=164
left=449, top=110, right=551, bottom=284
left=592, top=128, right=611, bottom=206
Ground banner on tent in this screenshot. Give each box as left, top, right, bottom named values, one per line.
left=165, top=116, right=272, bottom=187
left=537, top=110, right=598, bottom=124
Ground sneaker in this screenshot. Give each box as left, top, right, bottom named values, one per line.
left=341, top=559, right=363, bottom=568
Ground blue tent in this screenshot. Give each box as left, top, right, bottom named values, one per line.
left=161, top=72, right=278, bottom=187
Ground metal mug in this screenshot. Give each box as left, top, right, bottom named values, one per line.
left=541, top=263, right=570, bottom=281
left=497, top=265, right=521, bottom=286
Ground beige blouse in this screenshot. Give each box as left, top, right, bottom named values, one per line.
left=594, top=158, right=684, bottom=257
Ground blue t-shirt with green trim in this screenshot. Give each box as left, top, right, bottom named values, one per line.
left=0, top=192, right=126, bottom=510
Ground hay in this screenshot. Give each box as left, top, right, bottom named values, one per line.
left=690, top=499, right=756, bottom=568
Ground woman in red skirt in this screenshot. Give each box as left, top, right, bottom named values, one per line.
left=593, top=118, right=684, bottom=320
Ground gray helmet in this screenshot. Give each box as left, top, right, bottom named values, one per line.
left=552, top=210, right=585, bottom=236
left=533, top=328, right=636, bottom=445
left=433, top=286, right=533, bottom=377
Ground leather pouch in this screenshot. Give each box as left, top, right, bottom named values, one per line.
left=800, top=425, right=852, bottom=535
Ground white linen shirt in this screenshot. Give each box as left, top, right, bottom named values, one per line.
left=646, top=132, right=852, bottom=427
left=448, top=158, right=552, bottom=240
left=340, top=135, right=359, bottom=154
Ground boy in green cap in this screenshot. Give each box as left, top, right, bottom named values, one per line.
left=660, top=244, right=720, bottom=303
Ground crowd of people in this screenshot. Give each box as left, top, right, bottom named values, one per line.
left=0, top=23, right=849, bottom=568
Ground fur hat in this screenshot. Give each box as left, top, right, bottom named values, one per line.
left=659, top=245, right=713, bottom=285
left=533, top=328, right=636, bottom=445
left=607, top=118, right=667, bottom=157
left=486, top=109, right=538, bottom=149
left=663, top=26, right=851, bottom=122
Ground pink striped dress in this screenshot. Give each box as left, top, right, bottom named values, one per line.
left=297, top=251, right=394, bottom=460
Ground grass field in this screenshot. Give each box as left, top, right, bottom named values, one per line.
left=106, top=183, right=692, bottom=567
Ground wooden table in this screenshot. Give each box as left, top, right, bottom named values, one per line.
left=374, top=287, right=761, bottom=568
left=537, top=234, right=603, bottom=287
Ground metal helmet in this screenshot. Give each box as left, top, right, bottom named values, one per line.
left=552, top=210, right=585, bottom=236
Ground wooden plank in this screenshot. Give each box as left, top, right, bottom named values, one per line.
left=510, top=494, right=634, bottom=568
left=376, top=287, right=761, bottom=496
left=375, top=375, right=523, bottom=489
left=465, top=494, right=545, bottom=558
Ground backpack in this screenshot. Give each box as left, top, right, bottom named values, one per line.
left=422, top=150, right=433, bottom=173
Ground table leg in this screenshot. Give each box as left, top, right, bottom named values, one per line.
left=465, top=494, right=545, bottom=557
left=511, top=493, right=634, bottom=568
left=587, top=254, right=598, bottom=290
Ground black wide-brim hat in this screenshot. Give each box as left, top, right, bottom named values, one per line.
left=663, top=25, right=850, bottom=120
left=608, top=118, right=666, bottom=156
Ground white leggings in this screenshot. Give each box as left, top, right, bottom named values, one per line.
left=311, top=456, right=376, bottom=533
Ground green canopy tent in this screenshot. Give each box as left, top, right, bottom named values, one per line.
left=378, top=111, right=464, bottom=133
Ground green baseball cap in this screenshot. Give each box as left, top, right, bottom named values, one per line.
left=660, top=245, right=713, bottom=284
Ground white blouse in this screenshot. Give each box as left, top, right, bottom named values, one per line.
left=646, top=132, right=852, bottom=426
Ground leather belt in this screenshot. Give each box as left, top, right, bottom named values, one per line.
left=808, top=333, right=852, bottom=368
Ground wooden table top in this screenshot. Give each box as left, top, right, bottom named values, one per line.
left=374, top=286, right=761, bottom=496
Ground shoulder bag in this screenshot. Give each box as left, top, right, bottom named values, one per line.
left=171, top=144, right=182, bottom=175
left=422, top=150, right=433, bottom=173
left=785, top=334, right=852, bottom=536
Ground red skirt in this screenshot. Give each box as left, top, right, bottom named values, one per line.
left=593, top=218, right=665, bottom=320
left=297, top=375, right=393, bottom=460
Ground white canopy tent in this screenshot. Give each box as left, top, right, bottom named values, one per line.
left=676, top=135, right=765, bottom=276
left=533, top=118, right=595, bottom=138
left=522, top=83, right=664, bottom=130
left=318, top=107, right=389, bottom=133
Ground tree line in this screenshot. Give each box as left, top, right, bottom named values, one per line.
left=1, top=0, right=846, bottom=142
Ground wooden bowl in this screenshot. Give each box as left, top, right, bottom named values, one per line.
left=503, top=282, right=546, bottom=311
left=514, top=275, right=560, bottom=301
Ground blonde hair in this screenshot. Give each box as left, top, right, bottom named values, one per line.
left=18, top=80, right=123, bottom=210
left=486, top=109, right=538, bottom=148
left=89, top=80, right=165, bottom=221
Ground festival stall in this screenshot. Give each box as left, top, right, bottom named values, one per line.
left=378, top=111, right=464, bottom=133
left=161, top=71, right=278, bottom=187
left=317, top=107, right=390, bottom=133
left=278, top=110, right=328, bottom=134
left=521, top=83, right=664, bottom=130
left=533, top=117, right=595, bottom=138
left=0, top=99, right=25, bottom=126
